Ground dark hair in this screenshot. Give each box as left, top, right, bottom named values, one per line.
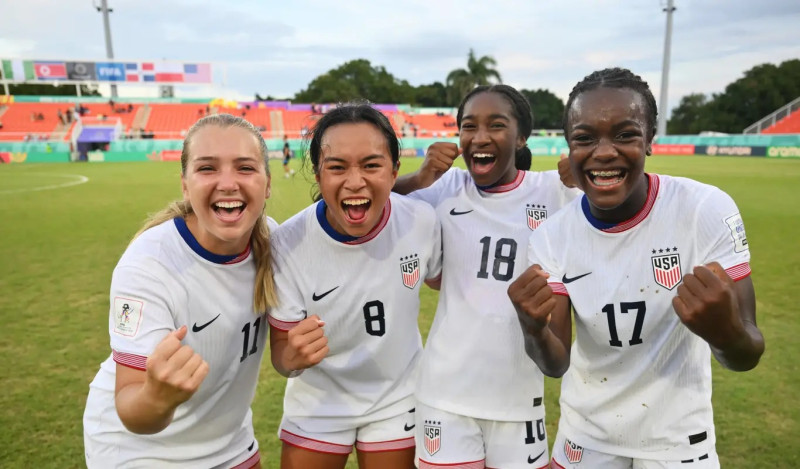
left=306, top=102, right=400, bottom=200
left=456, top=84, right=533, bottom=171
left=563, top=67, right=658, bottom=141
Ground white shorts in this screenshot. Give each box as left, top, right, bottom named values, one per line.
left=551, top=430, right=720, bottom=469
left=279, top=407, right=416, bottom=455
left=416, top=402, right=549, bottom=469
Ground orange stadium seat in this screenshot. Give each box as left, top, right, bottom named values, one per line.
left=762, top=109, right=800, bottom=134
left=145, top=103, right=208, bottom=139
left=0, top=103, right=73, bottom=141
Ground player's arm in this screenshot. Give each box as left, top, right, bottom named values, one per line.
left=114, top=326, right=209, bottom=434
left=508, top=265, right=572, bottom=377
left=393, top=142, right=459, bottom=195
left=268, top=315, right=329, bottom=378
left=673, top=262, right=764, bottom=371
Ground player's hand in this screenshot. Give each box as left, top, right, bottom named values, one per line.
left=143, top=326, right=210, bottom=409
left=284, top=315, right=329, bottom=371
left=508, top=264, right=555, bottom=334
left=417, top=142, right=460, bottom=188
left=672, top=262, right=745, bottom=348
left=557, top=152, right=578, bottom=189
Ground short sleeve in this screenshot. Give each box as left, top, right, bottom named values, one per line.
left=527, top=226, right=568, bottom=296
left=426, top=214, right=443, bottom=280
left=268, top=249, right=306, bottom=331
left=696, top=188, right=751, bottom=280
left=405, top=168, right=461, bottom=208
left=108, top=265, right=176, bottom=370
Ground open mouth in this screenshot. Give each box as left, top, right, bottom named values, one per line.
left=470, top=152, right=496, bottom=176
left=587, top=169, right=626, bottom=188
left=342, top=198, right=371, bottom=224
left=213, top=200, right=246, bottom=221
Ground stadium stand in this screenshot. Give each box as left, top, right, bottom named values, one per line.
left=762, top=108, right=800, bottom=134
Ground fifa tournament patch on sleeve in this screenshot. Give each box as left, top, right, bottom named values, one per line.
left=112, top=297, right=144, bottom=337
left=724, top=213, right=748, bottom=253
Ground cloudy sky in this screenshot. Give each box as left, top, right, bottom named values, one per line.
left=2, top=0, right=799, bottom=115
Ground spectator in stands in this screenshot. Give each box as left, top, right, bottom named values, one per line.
left=268, top=103, right=441, bottom=469
left=57, top=109, right=66, bottom=125
left=282, top=134, right=294, bottom=178
left=108, top=98, right=115, bottom=111
left=83, top=113, right=276, bottom=468
left=393, top=84, right=579, bottom=468
left=127, top=103, right=134, bottom=113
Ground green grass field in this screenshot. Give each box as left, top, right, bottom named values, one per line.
left=1, top=155, right=798, bottom=468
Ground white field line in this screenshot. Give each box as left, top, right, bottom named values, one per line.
left=0, top=173, right=90, bottom=194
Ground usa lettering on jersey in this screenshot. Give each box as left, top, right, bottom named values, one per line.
left=400, top=253, right=420, bottom=289
left=424, top=420, right=441, bottom=456
left=651, top=247, right=682, bottom=290
left=564, top=438, right=583, bottom=463
left=526, top=203, right=547, bottom=231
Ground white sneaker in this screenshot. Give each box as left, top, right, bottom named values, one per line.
left=284, top=173, right=290, bottom=178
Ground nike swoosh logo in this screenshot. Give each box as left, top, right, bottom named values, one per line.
left=312, top=286, right=339, bottom=301
left=192, top=314, right=220, bottom=332
left=247, top=441, right=255, bottom=452
left=562, top=272, right=591, bottom=284
left=528, top=450, right=545, bottom=464
left=404, top=423, right=415, bottom=431
left=449, top=208, right=473, bottom=216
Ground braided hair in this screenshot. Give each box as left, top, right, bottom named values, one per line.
left=563, top=67, right=658, bottom=141
left=457, top=84, right=533, bottom=170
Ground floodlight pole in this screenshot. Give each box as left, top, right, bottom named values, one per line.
left=97, top=0, right=117, bottom=98
left=657, top=0, right=676, bottom=137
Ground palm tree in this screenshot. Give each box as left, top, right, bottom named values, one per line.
left=446, top=49, right=502, bottom=105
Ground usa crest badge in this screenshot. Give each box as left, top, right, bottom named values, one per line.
left=526, top=204, right=547, bottom=231
left=424, top=420, right=441, bottom=456
left=564, top=438, right=583, bottom=463
left=400, top=254, right=420, bottom=289
left=651, top=248, right=682, bottom=290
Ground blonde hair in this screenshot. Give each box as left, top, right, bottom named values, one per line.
left=133, top=114, right=277, bottom=313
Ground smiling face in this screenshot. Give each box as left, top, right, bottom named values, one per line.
left=459, top=92, right=526, bottom=187
left=316, top=122, right=398, bottom=237
left=181, top=125, right=270, bottom=255
left=566, top=87, right=653, bottom=223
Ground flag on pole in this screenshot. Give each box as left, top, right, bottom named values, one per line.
left=183, top=63, right=212, bottom=83
left=2, top=59, right=35, bottom=81
left=125, top=63, right=139, bottom=82
left=155, top=62, right=184, bottom=82
left=34, top=61, right=68, bottom=80
left=141, top=62, right=155, bottom=82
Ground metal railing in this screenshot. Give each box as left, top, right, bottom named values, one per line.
left=743, top=97, right=800, bottom=134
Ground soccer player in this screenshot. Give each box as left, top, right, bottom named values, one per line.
left=393, top=84, right=578, bottom=469
left=83, top=114, right=277, bottom=469
left=509, top=67, right=765, bottom=468
left=283, top=134, right=295, bottom=178
left=268, top=103, right=442, bottom=469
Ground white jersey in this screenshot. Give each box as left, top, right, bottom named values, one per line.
left=528, top=174, right=751, bottom=460
left=268, top=194, right=442, bottom=432
left=410, top=168, right=578, bottom=421
left=84, top=215, right=278, bottom=468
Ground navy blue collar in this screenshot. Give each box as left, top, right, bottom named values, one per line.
left=173, top=217, right=250, bottom=264
left=315, top=199, right=391, bottom=245
left=316, top=200, right=361, bottom=243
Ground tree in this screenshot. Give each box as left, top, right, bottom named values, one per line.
left=445, top=49, right=502, bottom=105
left=294, top=59, right=415, bottom=104
left=8, top=83, right=101, bottom=96
left=667, top=59, right=800, bottom=133
left=520, top=88, right=564, bottom=129
left=667, top=93, right=711, bottom=134
left=413, top=82, right=448, bottom=107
